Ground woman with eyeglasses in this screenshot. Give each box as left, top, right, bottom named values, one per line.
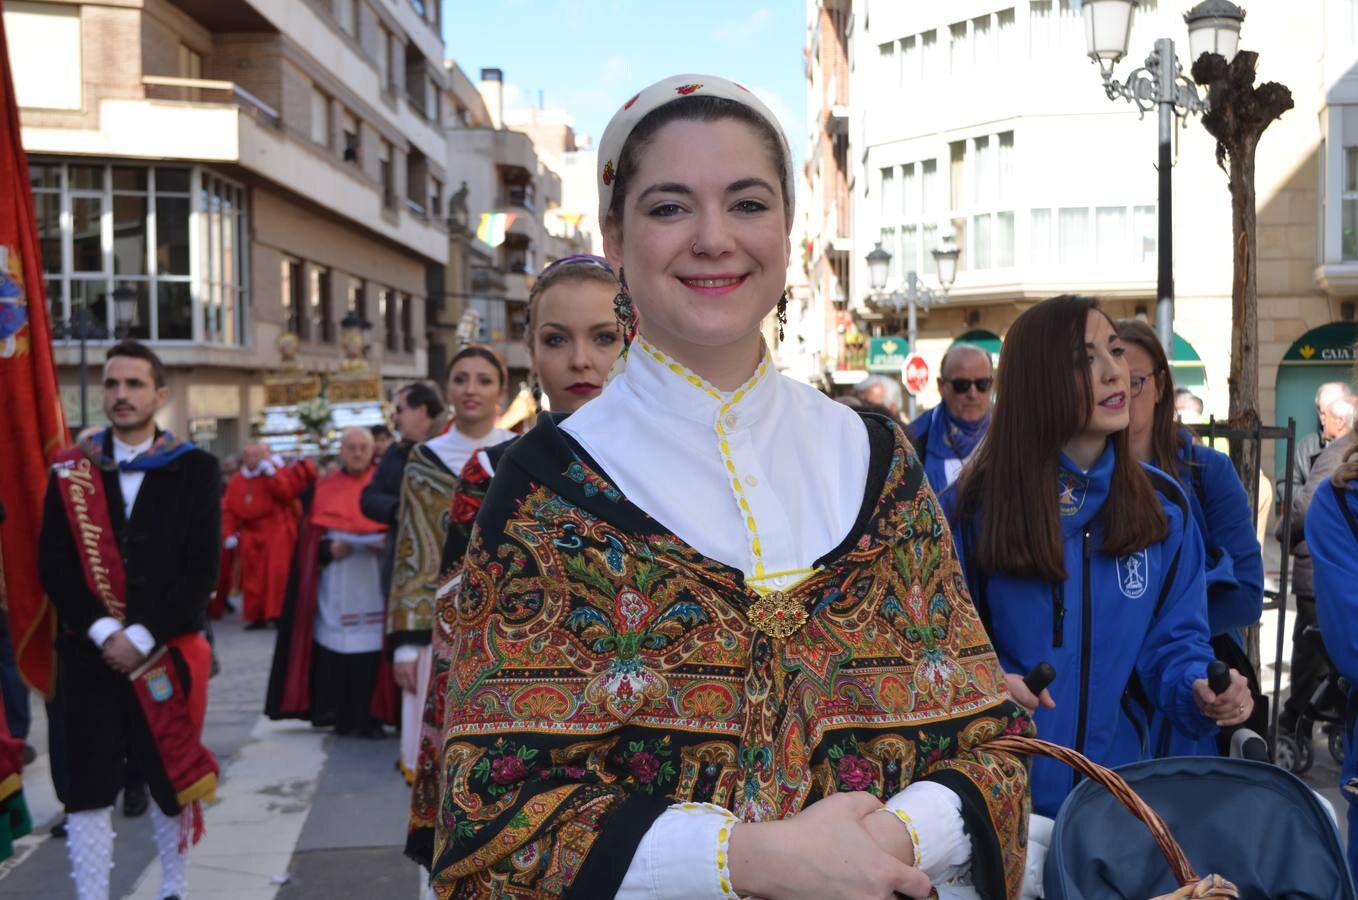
left=908, top=343, right=993, bottom=492
left=943, top=295, right=1253, bottom=821
left=404, top=254, right=622, bottom=870
left=1117, top=319, right=1265, bottom=756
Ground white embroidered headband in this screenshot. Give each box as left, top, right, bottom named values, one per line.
left=596, top=74, right=795, bottom=230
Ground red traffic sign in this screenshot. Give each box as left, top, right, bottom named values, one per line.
left=902, top=353, right=930, bottom=395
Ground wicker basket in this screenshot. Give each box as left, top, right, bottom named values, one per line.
left=989, top=735, right=1239, bottom=899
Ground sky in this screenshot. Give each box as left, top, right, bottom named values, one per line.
left=441, top=1, right=807, bottom=162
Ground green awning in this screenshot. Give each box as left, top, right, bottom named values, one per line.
left=1171, top=332, right=1203, bottom=366
left=1281, top=322, right=1358, bottom=364
left=951, top=330, right=1001, bottom=361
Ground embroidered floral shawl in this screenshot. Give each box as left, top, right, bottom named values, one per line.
left=431, top=414, right=1032, bottom=898
left=387, top=444, right=459, bottom=642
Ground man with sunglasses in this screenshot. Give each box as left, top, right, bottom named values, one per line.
left=907, top=342, right=994, bottom=492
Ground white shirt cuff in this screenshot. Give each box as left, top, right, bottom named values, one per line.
left=224, top=534, right=239, bottom=550
left=615, top=802, right=737, bottom=899
left=123, top=625, right=156, bottom=657
left=393, top=644, right=422, bottom=664
left=884, top=780, right=971, bottom=884
left=87, top=617, right=122, bottom=648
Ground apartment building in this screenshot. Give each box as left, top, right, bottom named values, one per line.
left=442, top=68, right=588, bottom=389
left=816, top=0, right=1357, bottom=451
left=11, top=0, right=450, bottom=454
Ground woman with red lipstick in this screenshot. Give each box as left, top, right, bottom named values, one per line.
left=431, top=75, right=1032, bottom=900
left=942, top=295, right=1252, bottom=825
left=405, top=254, right=621, bottom=870
left=387, top=345, right=514, bottom=786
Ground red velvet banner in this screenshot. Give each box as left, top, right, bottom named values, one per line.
left=0, top=3, right=69, bottom=697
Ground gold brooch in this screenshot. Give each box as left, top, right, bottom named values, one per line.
left=747, top=591, right=808, bottom=639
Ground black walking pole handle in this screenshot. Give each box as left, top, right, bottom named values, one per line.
left=1207, top=660, right=1232, bottom=695
left=1023, top=662, right=1057, bottom=697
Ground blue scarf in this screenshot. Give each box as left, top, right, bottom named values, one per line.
left=928, top=404, right=990, bottom=461
left=80, top=428, right=196, bottom=472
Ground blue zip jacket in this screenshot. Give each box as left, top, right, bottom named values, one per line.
left=1304, top=477, right=1358, bottom=883
left=941, top=443, right=1215, bottom=817
left=1156, top=432, right=1265, bottom=757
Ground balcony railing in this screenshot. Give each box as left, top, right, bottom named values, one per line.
left=142, top=76, right=280, bottom=129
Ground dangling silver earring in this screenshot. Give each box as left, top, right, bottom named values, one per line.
left=776, top=291, right=788, bottom=342
left=527, top=370, right=541, bottom=399
left=614, top=268, right=637, bottom=347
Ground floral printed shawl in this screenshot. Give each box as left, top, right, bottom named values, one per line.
left=431, top=413, right=1033, bottom=898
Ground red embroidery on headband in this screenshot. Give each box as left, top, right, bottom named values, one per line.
left=675, top=83, right=703, bottom=95
left=601, top=160, right=615, bottom=186
left=623, top=93, right=640, bottom=110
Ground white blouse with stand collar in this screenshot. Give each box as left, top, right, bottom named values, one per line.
left=562, top=335, right=870, bottom=594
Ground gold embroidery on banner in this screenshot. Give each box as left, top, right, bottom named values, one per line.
left=58, top=458, right=125, bottom=622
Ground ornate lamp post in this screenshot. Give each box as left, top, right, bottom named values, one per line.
left=50, top=286, right=137, bottom=432
left=865, top=235, right=960, bottom=417
left=1081, top=0, right=1246, bottom=349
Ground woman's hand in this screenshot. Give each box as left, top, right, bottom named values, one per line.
left=1193, top=668, right=1253, bottom=726
left=393, top=660, right=419, bottom=694
left=329, top=540, right=352, bottom=561
left=1005, top=672, right=1055, bottom=713
left=728, top=792, right=932, bottom=899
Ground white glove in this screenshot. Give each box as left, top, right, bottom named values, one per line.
left=224, top=534, right=239, bottom=550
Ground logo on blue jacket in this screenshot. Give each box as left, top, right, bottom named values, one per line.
left=1058, top=471, right=1088, bottom=517
left=1117, top=550, right=1150, bottom=599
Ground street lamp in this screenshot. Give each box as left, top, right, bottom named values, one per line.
left=1081, top=0, right=1246, bottom=351
left=50, top=285, right=136, bottom=432
left=865, top=237, right=960, bottom=418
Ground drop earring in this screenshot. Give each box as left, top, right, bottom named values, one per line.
left=614, top=268, right=637, bottom=348
left=775, top=291, right=788, bottom=342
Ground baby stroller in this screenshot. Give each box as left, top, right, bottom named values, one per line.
left=1274, top=623, right=1347, bottom=774
left=995, top=735, right=1354, bottom=899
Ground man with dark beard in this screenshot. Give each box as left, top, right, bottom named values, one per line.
left=39, top=340, right=219, bottom=900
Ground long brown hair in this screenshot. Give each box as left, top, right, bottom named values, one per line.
left=955, top=295, right=1168, bottom=581
left=1116, top=319, right=1180, bottom=477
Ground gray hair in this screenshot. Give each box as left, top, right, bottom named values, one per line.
left=1328, top=392, right=1358, bottom=429
left=852, top=374, right=903, bottom=413
left=1316, top=381, right=1350, bottom=406
left=940, top=342, right=993, bottom=379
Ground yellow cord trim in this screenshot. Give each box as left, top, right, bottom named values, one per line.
left=637, top=336, right=773, bottom=576
left=880, top=806, right=924, bottom=869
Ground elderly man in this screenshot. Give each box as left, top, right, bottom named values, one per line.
left=908, top=342, right=993, bottom=491
left=1280, top=387, right=1357, bottom=737
left=1280, top=382, right=1354, bottom=500
left=852, top=374, right=905, bottom=421
left=267, top=427, right=388, bottom=736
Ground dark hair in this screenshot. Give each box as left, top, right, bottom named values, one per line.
left=956, top=295, right=1168, bottom=581
left=369, top=424, right=392, bottom=439
left=606, top=95, right=792, bottom=231
left=446, top=345, right=507, bottom=388
left=1116, top=319, right=1181, bottom=478
left=527, top=256, right=619, bottom=338
left=398, top=381, right=445, bottom=419
left=105, top=339, right=167, bottom=388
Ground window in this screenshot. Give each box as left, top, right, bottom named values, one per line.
left=997, top=132, right=1014, bottom=205
left=405, top=45, right=429, bottom=119
left=1058, top=208, right=1090, bottom=264
left=381, top=287, right=398, bottom=351
left=177, top=44, right=202, bottom=101
left=879, top=41, right=895, bottom=84
left=1096, top=206, right=1129, bottom=265
left=1134, top=205, right=1157, bottom=265
left=973, top=136, right=992, bottom=209
left=336, top=0, right=358, bottom=36
left=879, top=167, right=895, bottom=218
left=32, top=161, right=219, bottom=343
left=1346, top=148, right=1358, bottom=260
left=996, top=8, right=1016, bottom=61
left=1030, top=0, right=1053, bottom=55
left=430, top=176, right=443, bottom=219
left=347, top=276, right=366, bottom=320
left=899, top=36, right=917, bottom=86
left=377, top=26, right=393, bottom=93
left=310, top=87, right=331, bottom=147
left=1031, top=208, right=1052, bottom=265
left=879, top=226, right=897, bottom=284
left=282, top=257, right=306, bottom=338
left=309, top=266, right=333, bottom=342
left=341, top=109, right=360, bottom=163
left=994, top=212, right=1015, bottom=268
left=379, top=139, right=394, bottom=210
left=921, top=160, right=940, bottom=216
left=406, top=149, right=428, bottom=216
left=949, top=141, right=966, bottom=210
left=5, top=1, right=81, bottom=110
left=901, top=163, right=918, bottom=220
left=972, top=15, right=992, bottom=67
left=973, top=214, right=992, bottom=270
left=399, top=291, right=414, bottom=352
left=921, top=30, right=938, bottom=81
left=949, top=22, right=968, bottom=74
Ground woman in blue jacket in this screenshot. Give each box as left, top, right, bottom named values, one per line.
left=943, top=295, right=1254, bottom=817
left=1306, top=445, right=1358, bottom=882
left=1118, top=319, right=1266, bottom=756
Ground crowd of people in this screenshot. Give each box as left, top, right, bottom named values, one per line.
left=15, top=69, right=1358, bottom=900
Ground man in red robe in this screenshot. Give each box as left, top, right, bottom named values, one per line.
left=221, top=443, right=306, bottom=629
left=266, top=428, right=389, bottom=735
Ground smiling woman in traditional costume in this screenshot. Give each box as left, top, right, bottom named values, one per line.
left=430, top=75, right=1032, bottom=900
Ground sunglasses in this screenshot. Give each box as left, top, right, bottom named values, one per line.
left=945, top=378, right=992, bottom=394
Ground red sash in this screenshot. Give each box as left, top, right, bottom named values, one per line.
left=51, top=448, right=217, bottom=838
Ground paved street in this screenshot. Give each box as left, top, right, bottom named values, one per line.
left=0, top=573, right=1345, bottom=897
left=0, top=618, right=423, bottom=899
